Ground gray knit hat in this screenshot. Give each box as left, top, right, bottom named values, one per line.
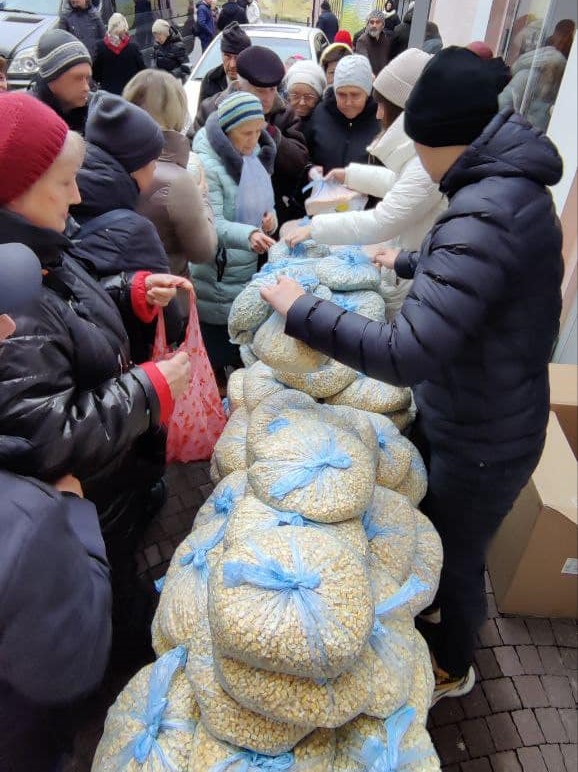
left=333, top=54, right=373, bottom=95
left=37, top=29, right=91, bottom=83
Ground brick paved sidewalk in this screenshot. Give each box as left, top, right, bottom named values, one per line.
left=67, top=461, right=577, bottom=772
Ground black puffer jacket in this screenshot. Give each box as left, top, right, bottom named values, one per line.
left=59, top=5, right=105, bottom=57
left=217, top=0, right=248, bottom=29
left=0, top=209, right=166, bottom=534
left=305, top=88, right=380, bottom=172
left=286, top=110, right=563, bottom=464
left=0, top=471, right=111, bottom=772
left=199, top=63, right=228, bottom=102
left=152, top=32, right=191, bottom=80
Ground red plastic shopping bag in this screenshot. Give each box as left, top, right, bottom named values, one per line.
left=152, top=290, right=227, bottom=462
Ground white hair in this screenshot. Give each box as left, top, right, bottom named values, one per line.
left=152, top=19, right=171, bottom=35
left=108, top=12, right=129, bottom=38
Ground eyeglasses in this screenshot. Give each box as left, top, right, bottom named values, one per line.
left=288, top=92, right=319, bottom=105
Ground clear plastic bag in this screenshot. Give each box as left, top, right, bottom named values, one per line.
left=214, top=645, right=373, bottom=729
left=404, top=511, right=443, bottom=617
left=152, top=518, right=226, bottom=649
left=315, top=247, right=380, bottom=292
left=243, top=362, right=288, bottom=413
left=236, top=154, right=276, bottom=229
left=326, top=374, right=412, bottom=416
left=363, top=486, right=418, bottom=584
left=223, top=492, right=368, bottom=558
left=208, top=527, right=374, bottom=679
left=240, top=344, right=259, bottom=367
left=189, top=723, right=335, bottom=772
left=185, top=625, right=313, bottom=754
left=330, top=290, right=386, bottom=322
left=393, top=442, right=428, bottom=506
left=247, top=412, right=376, bottom=523
left=268, top=238, right=330, bottom=264
left=212, top=406, right=249, bottom=479
left=364, top=414, right=412, bottom=489
left=304, top=177, right=368, bottom=217
left=252, top=306, right=329, bottom=374
left=93, top=647, right=198, bottom=772
left=227, top=369, right=247, bottom=412
left=273, top=360, right=357, bottom=400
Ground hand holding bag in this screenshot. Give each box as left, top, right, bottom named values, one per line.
left=153, top=289, right=227, bottom=462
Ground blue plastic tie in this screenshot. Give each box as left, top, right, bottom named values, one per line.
left=179, top=521, right=227, bottom=576
left=211, top=749, right=295, bottom=771
left=214, top=486, right=236, bottom=518
left=268, top=438, right=351, bottom=501
left=154, top=576, right=166, bottom=594
left=360, top=705, right=430, bottom=772
left=268, top=417, right=290, bottom=434
left=362, top=508, right=407, bottom=542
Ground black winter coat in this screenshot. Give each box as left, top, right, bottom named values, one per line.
left=286, top=111, right=563, bottom=465
left=70, top=142, right=179, bottom=360
left=0, top=471, right=111, bottom=772
left=153, top=33, right=190, bottom=80
left=316, top=10, right=339, bottom=43
left=305, top=88, right=380, bottom=172
left=0, top=209, right=165, bottom=534
left=200, top=63, right=228, bottom=102
left=92, top=35, right=146, bottom=95
left=60, top=6, right=105, bottom=57
left=217, top=1, right=248, bottom=29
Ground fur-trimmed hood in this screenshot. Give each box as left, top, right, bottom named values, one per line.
left=204, top=111, right=276, bottom=183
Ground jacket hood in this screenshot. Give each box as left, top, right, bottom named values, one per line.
left=73, top=143, right=140, bottom=221
left=368, top=112, right=415, bottom=173
left=323, top=87, right=378, bottom=125
left=203, top=112, right=276, bottom=183
left=0, top=209, right=70, bottom=267
left=441, top=109, right=563, bottom=197
left=160, top=130, right=191, bottom=169
left=511, top=45, right=567, bottom=75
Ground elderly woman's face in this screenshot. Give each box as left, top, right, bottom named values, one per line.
left=335, top=86, right=367, bottom=120
left=153, top=31, right=169, bottom=44
left=6, top=133, right=84, bottom=234
left=287, top=83, right=320, bottom=118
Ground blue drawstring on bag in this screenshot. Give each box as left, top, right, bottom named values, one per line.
left=154, top=576, right=166, bottom=593
left=360, top=705, right=430, bottom=772
left=179, top=520, right=227, bottom=576
left=370, top=575, right=428, bottom=665
left=333, top=246, right=373, bottom=267
left=268, top=437, right=351, bottom=501
left=362, top=507, right=407, bottom=542
left=118, top=646, right=195, bottom=770
left=211, top=749, right=295, bottom=771
left=222, top=538, right=335, bottom=671
left=331, top=293, right=360, bottom=313
left=213, top=485, right=237, bottom=518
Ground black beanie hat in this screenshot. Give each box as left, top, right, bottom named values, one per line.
left=85, top=93, right=164, bottom=173
left=221, top=22, right=252, bottom=54
left=236, top=45, right=285, bottom=87
left=404, top=46, right=509, bottom=148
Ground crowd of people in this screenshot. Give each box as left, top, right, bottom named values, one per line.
left=0, top=2, right=574, bottom=770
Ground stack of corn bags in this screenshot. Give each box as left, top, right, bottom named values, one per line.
left=93, top=241, right=444, bottom=772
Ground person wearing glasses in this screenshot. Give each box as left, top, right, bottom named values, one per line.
left=285, top=59, right=327, bottom=135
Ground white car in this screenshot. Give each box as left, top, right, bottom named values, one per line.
left=184, top=23, right=328, bottom=121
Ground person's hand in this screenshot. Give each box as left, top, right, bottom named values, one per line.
left=285, top=225, right=312, bottom=248
left=371, top=248, right=401, bottom=270
left=262, top=212, right=276, bottom=234
left=155, top=351, right=191, bottom=400
left=145, top=274, right=194, bottom=308
left=260, top=276, right=306, bottom=318
left=250, top=231, right=276, bottom=255
left=324, top=168, right=346, bottom=184
left=54, top=474, right=84, bottom=498
left=308, top=165, right=324, bottom=181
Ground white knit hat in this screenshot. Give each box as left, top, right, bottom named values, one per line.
left=286, top=60, right=327, bottom=97
left=333, top=54, right=373, bottom=95
left=373, top=48, right=432, bottom=108
left=152, top=19, right=171, bottom=35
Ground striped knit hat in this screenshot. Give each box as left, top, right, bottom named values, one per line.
left=37, top=30, right=91, bottom=83
left=217, top=91, right=264, bottom=134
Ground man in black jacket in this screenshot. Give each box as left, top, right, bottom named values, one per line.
left=0, top=244, right=112, bottom=772
left=60, top=0, right=106, bottom=57
left=265, top=47, right=563, bottom=703
left=316, top=0, right=339, bottom=43
left=217, top=0, right=248, bottom=30
left=199, top=21, right=251, bottom=102
left=29, top=29, right=94, bottom=135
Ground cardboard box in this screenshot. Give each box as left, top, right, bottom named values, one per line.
left=488, top=412, right=578, bottom=618
left=549, top=363, right=578, bottom=458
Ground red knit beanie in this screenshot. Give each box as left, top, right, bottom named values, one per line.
left=0, top=93, right=68, bottom=206
left=334, top=29, right=353, bottom=47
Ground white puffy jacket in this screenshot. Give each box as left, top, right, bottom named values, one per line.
left=309, top=114, right=446, bottom=250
